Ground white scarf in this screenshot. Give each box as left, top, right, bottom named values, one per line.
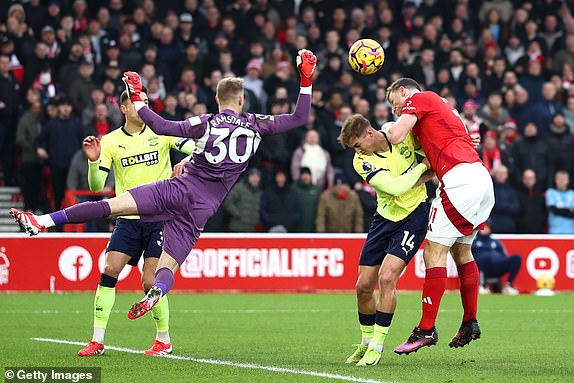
left=300, top=143, right=327, bottom=185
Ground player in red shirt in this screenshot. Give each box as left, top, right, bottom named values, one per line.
left=385, top=78, right=495, bottom=354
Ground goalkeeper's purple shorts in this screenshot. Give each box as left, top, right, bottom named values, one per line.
left=128, top=171, right=228, bottom=265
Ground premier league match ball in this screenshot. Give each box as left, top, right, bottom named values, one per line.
left=348, top=38, right=385, bottom=75
left=536, top=274, right=556, bottom=290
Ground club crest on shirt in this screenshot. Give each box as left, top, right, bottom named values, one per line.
left=148, top=136, right=159, bottom=146
left=399, top=145, right=412, bottom=159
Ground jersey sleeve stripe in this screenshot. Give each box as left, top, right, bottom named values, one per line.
left=366, top=168, right=388, bottom=182
left=99, top=166, right=110, bottom=173
left=176, top=138, right=190, bottom=150
left=188, top=116, right=201, bottom=126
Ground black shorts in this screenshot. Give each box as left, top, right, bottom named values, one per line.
left=106, top=218, right=164, bottom=266
left=359, top=202, right=429, bottom=266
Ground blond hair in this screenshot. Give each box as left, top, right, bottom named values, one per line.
left=216, top=77, right=244, bottom=104
left=338, top=114, right=371, bottom=148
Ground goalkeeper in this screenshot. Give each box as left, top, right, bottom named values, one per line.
left=77, top=87, right=195, bottom=357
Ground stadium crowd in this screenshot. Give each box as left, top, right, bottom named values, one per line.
left=1, top=0, right=574, bottom=234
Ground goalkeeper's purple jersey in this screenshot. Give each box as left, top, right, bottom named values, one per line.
left=137, top=92, right=311, bottom=192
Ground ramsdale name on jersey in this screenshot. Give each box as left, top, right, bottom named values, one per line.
left=180, top=247, right=344, bottom=278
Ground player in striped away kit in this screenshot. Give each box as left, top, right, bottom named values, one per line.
left=11, top=49, right=317, bottom=319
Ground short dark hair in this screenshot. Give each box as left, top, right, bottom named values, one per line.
left=386, top=77, right=422, bottom=98
left=120, top=85, right=148, bottom=105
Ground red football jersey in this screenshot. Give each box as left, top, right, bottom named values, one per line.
left=400, top=91, right=481, bottom=180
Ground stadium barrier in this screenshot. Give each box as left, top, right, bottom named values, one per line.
left=1, top=234, right=573, bottom=292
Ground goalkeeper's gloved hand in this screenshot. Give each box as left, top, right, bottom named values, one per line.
left=296, top=49, right=317, bottom=87
left=122, top=71, right=144, bottom=102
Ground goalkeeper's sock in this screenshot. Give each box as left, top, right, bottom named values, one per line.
left=92, top=275, right=117, bottom=343
left=369, top=312, right=393, bottom=352
left=38, top=201, right=111, bottom=228
left=359, top=312, right=375, bottom=346
left=154, top=268, right=175, bottom=296
left=151, top=295, right=170, bottom=343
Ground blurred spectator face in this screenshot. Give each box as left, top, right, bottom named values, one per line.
left=150, top=21, right=163, bottom=39
left=90, top=88, right=105, bottom=104
left=300, top=171, right=312, bottom=185
left=164, top=95, right=177, bottom=111
left=73, top=0, right=87, bottom=16
left=356, top=99, right=370, bottom=116
left=248, top=172, right=261, bottom=188
left=70, top=43, right=83, bottom=59
left=79, top=63, right=94, bottom=79
left=488, top=93, right=502, bottom=108
left=48, top=3, right=61, bottom=17
left=275, top=171, right=287, bottom=188
left=423, top=24, right=437, bottom=43
left=566, top=34, right=574, bottom=51
left=462, top=39, right=478, bottom=58
left=494, top=58, right=506, bottom=75
left=160, top=27, right=174, bottom=45
left=214, top=34, right=229, bottom=50
left=275, top=87, right=288, bottom=99
left=308, top=25, right=321, bottom=41
left=437, top=68, right=450, bottom=83
left=508, top=35, right=520, bottom=49
left=133, top=8, right=146, bottom=24
left=31, top=102, right=42, bottom=117
left=525, top=20, right=537, bottom=35
left=542, top=83, right=557, bottom=101
left=410, top=34, right=424, bottom=51
left=110, top=0, right=123, bottom=11
left=340, top=73, right=353, bottom=87
left=373, top=103, right=389, bottom=120
left=209, top=70, right=222, bottom=90
left=302, top=8, right=315, bottom=25
left=340, top=106, right=352, bottom=121
left=450, top=50, right=463, bottom=65
left=493, top=165, right=508, bottom=183
left=295, top=35, right=308, bottom=50
left=514, top=8, right=528, bottom=24
left=346, top=29, right=360, bottom=47
left=222, top=18, right=235, bottom=35
left=102, top=79, right=115, bottom=95
left=524, top=123, right=537, bottom=137
left=185, top=44, right=199, bottom=61
left=181, top=69, right=195, bottom=86
left=165, top=11, right=179, bottom=30
left=276, top=62, right=290, bottom=81
left=95, top=104, right=108, bottom=121
left=305, top=130, right=319, bottom=146
left=42, top=28, right=56, bottom=45
left=466, top=63, right=479, bottom=78
left=544, top=15, right=558, bottom=33
left=568, top=97, right=574, bottom=111
left=34, top=42, right=48, bottom=59
left=504, top=89, right=515, bottom=106
left=207, top=7, right=220, bottom=26
left=97, top=7, right=110, bottom=26
left=250, top=41, right=264, bottom=58
left=378, top=26, right=391, bottom=42
left=105, top=65, right=120, bottom=80
left=144, top=46, right=157, bottom=62
left=88, top=19, right=101, bottom=35
left=555, top=171, right=570, bottom=190
left=312, top=89, right=323, bottom=104
left=421, top=49, right=434, bottom=64
left=26, top=88, right=41, bottom=104
left=192, top=103, right=206, bottom=115
left=487, top=8, right=500, bottom=25
left=451, top=18, right=463, bottom=34
left=284, top=28, right=297, bottom=45
left=58, top=102, right=73, bottom=119
left=46, top=103, right=58, bottom=119
left=379, top=8, right=392, bottom=25
left=522, top=169, right=536, bottom=190
left=141, top=63, right=155, bottom=80
left=462, top=103, right=477, bottom=118
left=504, top=71, right=518, bottom=88
left=552, top=113, right=566, bottom=130
left=119, top=32, right=132, bottom=49
left=484, top=134, right=497, bottom=151
left=330, top=93, right=344, bottom=110
left=0, top=55, right=9, bottom=74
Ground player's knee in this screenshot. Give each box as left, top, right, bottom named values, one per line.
left=378, top=270, right=398, bottom=290
left=355, top=279, right=375, bottom=297
left=102, top=264, right=121, bottom=279
left=510, top=254, right=522, bottom=267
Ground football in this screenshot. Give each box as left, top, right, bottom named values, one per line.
left=348, top=38, right=385, bottom=75
left=536, top=274, right=556, bottom=290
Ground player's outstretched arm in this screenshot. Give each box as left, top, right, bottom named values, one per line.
left=122, top=71, right=207, bottom=138
left=387, top=114, right=417, bottom=145
left=266, top=50, right=316, bottom=134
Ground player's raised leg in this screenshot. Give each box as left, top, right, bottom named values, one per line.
left=10, top=192, right=139, bottom=235
left=356, top=255, right=405, bottom=366
left=141, top=257, right=172, bottom=355
left=449, top=240, right=481, bottom=348
left=78, top=251, right=131, bottom=357
left=345, top=266, right=378, bottom=364
left=394, top=240, right=448, bottom=355
left=128, top=250, right=180, bottom=319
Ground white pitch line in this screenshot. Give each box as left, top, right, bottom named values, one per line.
left=31, top=338, right=396, bottom=383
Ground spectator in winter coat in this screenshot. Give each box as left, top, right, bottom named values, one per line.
left=223, top=168, right=263, bottom=232
left=316, top=174, right=363, bottom=233
left=512, top=122, right=549, bottom=186
left=260, top=169, right=302, bottom=233
left=546, top=113, right=574, bottom=184
left=291, top=167, right=321, bottom=233
left=490, top=165, right=519, bottom=233
left=516, top=169, right=547, bottom=233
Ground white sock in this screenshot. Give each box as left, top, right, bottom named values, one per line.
left=35, top=214, right=56, bottom=228
left=156, top=331, right=170, bottom=344
left=361, top=337, right=371, bottom=347
left=368, top=340, right=383, bottom=352
left=92, top=327, right=105, bottom=344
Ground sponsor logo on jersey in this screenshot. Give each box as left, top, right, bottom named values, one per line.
left=120, top=151, right=159, bottom=167
left=362, top=161, right=376, bottom=174
left=148, top=136, right=159, bottom=146
left=399, top=145, right=412, bottom=159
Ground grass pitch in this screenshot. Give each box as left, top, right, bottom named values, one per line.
left=2, top=293, right=573, bottom=383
